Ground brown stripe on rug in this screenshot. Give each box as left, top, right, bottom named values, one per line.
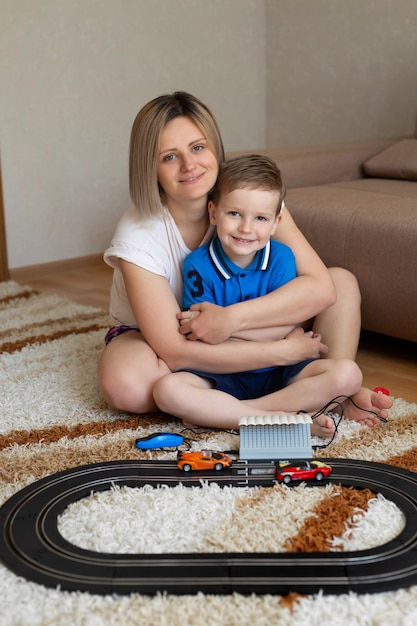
left=0, top=282, right=111, bottom=353
left=0, top=419, right=235, bottom=489
left=204, top=482, right=337, bottom=553
left=386, top=447, right=417, bottom=472
left=0, top=413, right=171, bottom=450
left=315, top=411, right=417, bottom=465
left=1, top=322, right=110, bottom=354
left=0, top=287, right=35, bottom=307
left=0, top=429, right=144, bottom=487
left=0, top=311, right=111, bottom=354
left=284, top=485, right=377, bottom=552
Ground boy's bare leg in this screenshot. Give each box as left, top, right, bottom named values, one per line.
left=154, top=371, right=335, bottom=438
left=153, top=359, right=361, bottom=437
left=244, top=359, right=362, bottom=433
left=310, top=415, right=335, bottom=438
left=153, top=371, right=279, bottom=429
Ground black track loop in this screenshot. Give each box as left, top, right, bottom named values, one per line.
left=1, top=458, right=417, bottom=596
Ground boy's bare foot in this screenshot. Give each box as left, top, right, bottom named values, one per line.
left=310, top=414, right=335, bottom=439
left=342, top=387, right=393, bottom=426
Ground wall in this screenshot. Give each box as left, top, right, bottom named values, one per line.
left=266, top=0, right=417, bottom=146
left=0, top=0, right=266, bottom=268
left=2, top=0, right=417, bottom=269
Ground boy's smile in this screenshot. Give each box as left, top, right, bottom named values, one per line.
left=208, top=187, right=281, bottom=268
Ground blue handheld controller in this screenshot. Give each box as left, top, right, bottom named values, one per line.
left=135, top=432, right=185, bottom=450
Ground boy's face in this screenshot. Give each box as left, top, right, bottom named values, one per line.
left=208, top=187, right=281, bottom=268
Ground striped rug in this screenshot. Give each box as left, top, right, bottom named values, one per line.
left=1, top=280, right=417, bottom=626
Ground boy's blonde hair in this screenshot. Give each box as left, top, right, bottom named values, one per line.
left=129, top=91, right=225, bottom=218
left=210, top=154, right=286, bottom=214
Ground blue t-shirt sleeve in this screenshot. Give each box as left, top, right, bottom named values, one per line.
left=182, top=253, right=217, bottom=310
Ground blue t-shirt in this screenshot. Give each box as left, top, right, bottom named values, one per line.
left=182, top=236, right=296, bottom=310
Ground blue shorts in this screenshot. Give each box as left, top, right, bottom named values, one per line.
left=104, top=325, right=140, bottom=345
left=183, top=359, right=315, bottom=401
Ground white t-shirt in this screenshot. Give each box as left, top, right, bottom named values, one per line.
left=104, top=205, right=215, bottom=326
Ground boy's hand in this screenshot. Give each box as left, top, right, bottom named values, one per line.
left=177, top=309, right=201, bottom=323
left=177, top=302, right=233, bottom=344
left=280, top=327, right=328, bottom=363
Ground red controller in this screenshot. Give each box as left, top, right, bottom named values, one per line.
left=373, top=386, right=390, bottom=395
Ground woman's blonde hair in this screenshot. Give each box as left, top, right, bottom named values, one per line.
left=129, top=91, right=225, bottom=217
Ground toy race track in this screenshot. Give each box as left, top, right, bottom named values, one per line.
left=1, top=457, right=417, bottom=596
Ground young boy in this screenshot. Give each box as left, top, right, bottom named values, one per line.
left=153, top=155, right=362, bottom=436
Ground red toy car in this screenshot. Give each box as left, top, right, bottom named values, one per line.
left=177, top=450, right=232, bottom=472
left=275, top=460, right=332, bottom=484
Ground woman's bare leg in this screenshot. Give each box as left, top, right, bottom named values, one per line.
left=313, top=267, right=361, bottom=360
left=98, top=331, right=171, bottom=413
left=341, top=388, right=392, bottom=426
left=313, top=267, right=393, bottom=424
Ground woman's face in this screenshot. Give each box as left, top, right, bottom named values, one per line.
left=157, top=116, right=218, bottom=208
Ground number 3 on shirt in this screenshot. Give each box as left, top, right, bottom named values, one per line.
left=187, top=270, right=204, bottom=298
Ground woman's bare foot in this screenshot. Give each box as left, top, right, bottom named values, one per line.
left=310, top=414, right=335, bottom=439
left=343, top=387, right=393, bottom=426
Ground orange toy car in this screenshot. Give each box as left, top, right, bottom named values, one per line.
left=177, top=450, right=232, bottom=472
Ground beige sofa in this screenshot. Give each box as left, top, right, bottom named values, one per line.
left=229, top=116, right=417, bottom=343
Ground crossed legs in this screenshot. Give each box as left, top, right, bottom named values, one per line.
left=153, top=357, right=363, bottom=437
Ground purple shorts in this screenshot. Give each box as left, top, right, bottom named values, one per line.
left=104, top=325, right=140, bottom=345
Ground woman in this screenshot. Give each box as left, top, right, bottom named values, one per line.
left=98, top=91, right=391, bottom=425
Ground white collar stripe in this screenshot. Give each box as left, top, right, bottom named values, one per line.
left=209, top=237, right=271, bottom=278
left=260, top=239, right=271, bottom=270
left=209, top=240, right=231, bottom=280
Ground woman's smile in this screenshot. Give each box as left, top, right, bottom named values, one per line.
left=179, top=172, right=205, bottom=184
left=157, top=116, right=218, bottom=206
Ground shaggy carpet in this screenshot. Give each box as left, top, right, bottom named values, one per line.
left=1, top=280, right=417, bottom=625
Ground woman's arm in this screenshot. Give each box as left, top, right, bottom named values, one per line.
left=121, top=260, right=327, bottom=373
left=179, top=309, right=296, bottom=341
left=177, top=206, right=336, bottom=344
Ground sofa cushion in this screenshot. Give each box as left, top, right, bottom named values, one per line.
left=327, top=177, right=417, bottom=198
left=286, top=182, right=417, bottom=341
left=363, top=139, right=417, bottom=181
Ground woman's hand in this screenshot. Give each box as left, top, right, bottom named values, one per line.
left=279, top=327, right=328, bottom=363
left=177, top=302, right=235, bottom=344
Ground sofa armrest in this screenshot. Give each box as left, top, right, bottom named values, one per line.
left=227, top=139, right=399, bottom=189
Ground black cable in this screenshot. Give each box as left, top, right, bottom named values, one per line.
left=176, top=394, right=387, bottom=453
left=310, top=393, right=387, bottom=450
left=311, top=394, right=387, bottom=424
left=177, top=427, right=239, bottom=451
